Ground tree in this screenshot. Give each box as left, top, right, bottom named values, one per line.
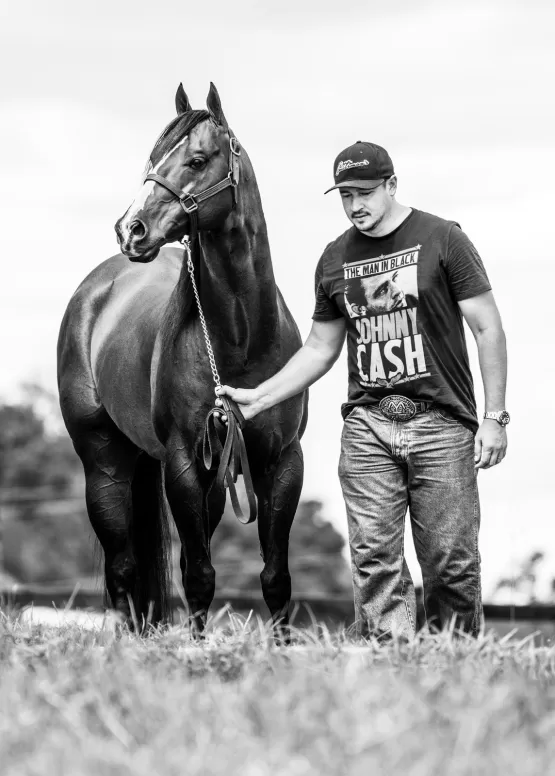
left=0, top=387, right=95, bottom=584
left=492, top=551, right=546, bottom=605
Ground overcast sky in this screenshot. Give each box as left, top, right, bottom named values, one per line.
left=2, top=0, right=554, bottom=595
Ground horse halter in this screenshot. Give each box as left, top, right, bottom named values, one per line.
left=143, top=132, right=241, bottom=244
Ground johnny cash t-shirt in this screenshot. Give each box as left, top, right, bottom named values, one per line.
left=313, top=209, right=491, bottom=431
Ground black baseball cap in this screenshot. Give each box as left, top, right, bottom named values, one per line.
left=324, top=141, right=394, bottom=194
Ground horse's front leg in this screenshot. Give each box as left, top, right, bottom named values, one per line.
left=164, top=442, right=215, bottom=634
left=254, top=438, right=304, bottom=637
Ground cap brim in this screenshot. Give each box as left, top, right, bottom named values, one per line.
left=324, top=178, right=384, bottom=195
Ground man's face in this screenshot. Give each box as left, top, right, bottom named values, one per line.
left=340, top=181, right=393, bottom=234
left=361, top=271, right=406, bottom=315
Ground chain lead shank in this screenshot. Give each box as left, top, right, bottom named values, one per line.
left=183, top=238, right=222, bottom=392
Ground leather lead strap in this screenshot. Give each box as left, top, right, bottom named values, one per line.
left=203, top=396, right=257, bottom=525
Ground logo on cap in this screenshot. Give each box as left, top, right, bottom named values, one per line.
left=335, top=159, right=370, bottom=176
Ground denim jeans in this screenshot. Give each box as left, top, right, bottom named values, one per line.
left=338, top=404, right=482, bottom=638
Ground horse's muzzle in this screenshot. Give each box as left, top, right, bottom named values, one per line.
left=115, top=218, right=161, bottom=262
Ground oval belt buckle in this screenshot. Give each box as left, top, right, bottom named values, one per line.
left=378, top=395, right=417, bottom=422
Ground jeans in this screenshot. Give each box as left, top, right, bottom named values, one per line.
left=338, top=404, right=482, bottom=638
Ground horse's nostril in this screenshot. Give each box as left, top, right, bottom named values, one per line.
left=129, top=219, right=147, bottom=239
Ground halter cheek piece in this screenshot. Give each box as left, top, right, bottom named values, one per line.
left=143, top=133, right=241, bottom=244
left=144, top=133, right=256, bottom=525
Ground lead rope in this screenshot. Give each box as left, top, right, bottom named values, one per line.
left=183, top=237, right=257, bottom=525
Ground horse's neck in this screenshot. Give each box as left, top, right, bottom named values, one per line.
left=192, top=178, right=279, bottom=352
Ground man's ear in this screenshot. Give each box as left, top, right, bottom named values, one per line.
left=387, top=175, right=398, bottom=195
left=175, top=83, right=192, bottom=114
left=206, top=82, right=228, bottom=129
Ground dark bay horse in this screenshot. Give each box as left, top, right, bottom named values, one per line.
left=58, top=83, right=307, bottom=631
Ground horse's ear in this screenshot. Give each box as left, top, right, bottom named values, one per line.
left=175, top=83, right=192, bottom=114
left=206, top=82, right=228, bottom=128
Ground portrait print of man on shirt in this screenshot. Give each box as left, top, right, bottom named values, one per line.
left=344, top=257, right=418, bottom=319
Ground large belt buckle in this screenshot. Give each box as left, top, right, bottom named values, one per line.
left=378, top=395, right=417, bottom=422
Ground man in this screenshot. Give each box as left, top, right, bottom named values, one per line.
left=218, top=141, right=508, bottom=638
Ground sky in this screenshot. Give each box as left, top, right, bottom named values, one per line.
left=1, top=0, right=554, bottom=596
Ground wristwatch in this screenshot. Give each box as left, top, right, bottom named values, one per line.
left=484, top=410, right=510, bottom=427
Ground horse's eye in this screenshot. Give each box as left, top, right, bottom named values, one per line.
left=190, top=158, right=206, bottom=171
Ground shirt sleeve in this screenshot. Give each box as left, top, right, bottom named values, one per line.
left=444, top=225, right=492, bottom=301
left=312, top=251, right=343, bottom=321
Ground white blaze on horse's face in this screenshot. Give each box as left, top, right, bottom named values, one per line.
left=118, top=134, right=194, bottom=249
left=126, top=179, right=156, bottom=217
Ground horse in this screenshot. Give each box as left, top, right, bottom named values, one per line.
left=57, top=83, right=307, bottom=633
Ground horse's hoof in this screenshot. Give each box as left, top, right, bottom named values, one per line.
left=272, top=622, right=291, bottom=646
left=185, top=614, right=207, bottom=641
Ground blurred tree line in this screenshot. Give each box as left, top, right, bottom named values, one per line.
left=0, top=385, right=97, bottom=585
left=0, top=386, right=352, bottom=597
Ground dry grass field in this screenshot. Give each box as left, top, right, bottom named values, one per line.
left=1, top=608, right=555, bottom=776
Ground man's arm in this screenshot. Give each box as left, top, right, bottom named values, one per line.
left=458, top=290, right=508, bottom=469
left=217, top=318, right=346, bottom=421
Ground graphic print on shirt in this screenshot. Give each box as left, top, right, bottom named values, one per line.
left=343, top=244, right=430, bottom=389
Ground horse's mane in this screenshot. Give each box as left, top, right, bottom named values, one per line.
left=148, top=109, right=211, bottom=167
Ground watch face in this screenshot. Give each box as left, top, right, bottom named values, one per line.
left=499, top=410, right=510, bottom=426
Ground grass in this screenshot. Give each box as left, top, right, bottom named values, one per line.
left=1, top=609, right=555, bottom=775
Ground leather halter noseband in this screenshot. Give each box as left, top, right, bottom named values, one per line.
left=143, top=133, right=241, bottom=244
left=144, top=132, right=256, bottom=525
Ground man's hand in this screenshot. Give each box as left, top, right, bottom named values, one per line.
left=216, top=386, right=265, bottom=422
left=474, top=419, right=507, bottom=469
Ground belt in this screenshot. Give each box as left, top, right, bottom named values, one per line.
left=378, top=395, right=433, bottom=422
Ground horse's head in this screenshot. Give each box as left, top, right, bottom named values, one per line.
left=115, top=83, right=238, bottom=263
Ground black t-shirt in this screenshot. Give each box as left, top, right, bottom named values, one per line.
left=313, top=208, right=491, bottom=431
